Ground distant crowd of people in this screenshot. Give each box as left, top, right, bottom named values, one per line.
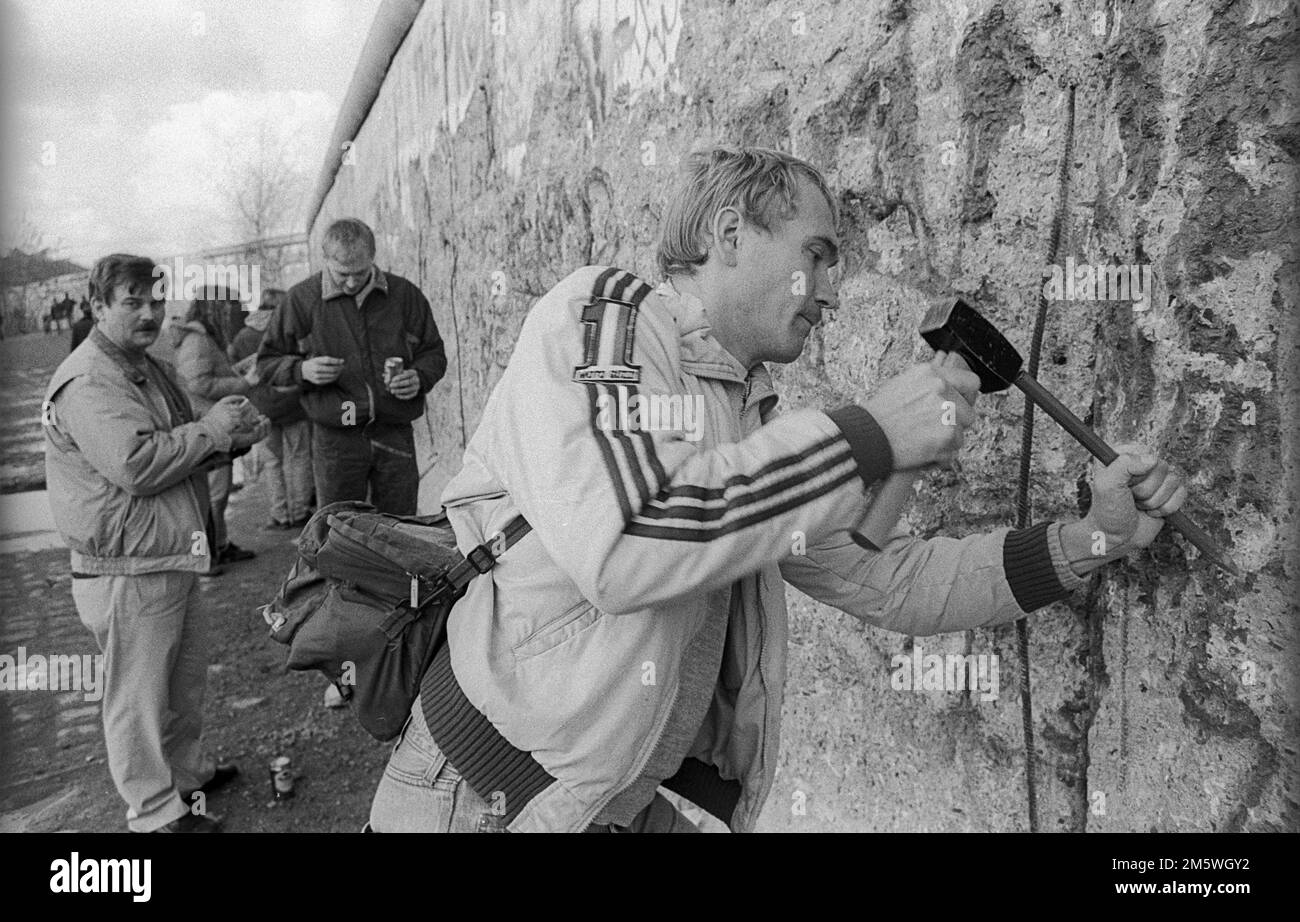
left=38, top=291, right=92, bottom=337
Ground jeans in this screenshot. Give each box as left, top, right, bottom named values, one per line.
left=207, top=463, right=233, bottom=551
left=368, top=703, right=700, bottom=833
left=312, top=422, right=418, bottom=515
left=261, top=419, right=314, bottom=523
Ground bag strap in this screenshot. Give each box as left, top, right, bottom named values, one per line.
left=444, top=513, right=532, bottom=593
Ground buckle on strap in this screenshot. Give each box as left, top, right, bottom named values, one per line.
left=466, top=544, right=496, bottom=575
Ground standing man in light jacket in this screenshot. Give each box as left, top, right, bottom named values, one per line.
left=368, top=147, right=1188, bottom=833
left=43, top=254, right=268, bottom=832
left=256, top=218, right=447, bottom=515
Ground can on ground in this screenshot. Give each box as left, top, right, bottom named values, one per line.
left=270, top=756, right=294, bottom=799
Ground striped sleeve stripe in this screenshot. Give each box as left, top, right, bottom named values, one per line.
left=585, top=269, right=657, bottom=521
left=648, top=433, right=847, bottom=504
left=588, top=384, right=633, bottom=521
left=602, top=381, right=655, bottom=507
left=633, top=443, right=855, bottom=523
left=619, top=287, right=670, bottom=492
left=626, top=464, right=860, bottom=542
left=607, top=269, right=639, bottom=305
left=586, top=268, right=634, bottom=520
left=599, top=275, right=656, bottom=507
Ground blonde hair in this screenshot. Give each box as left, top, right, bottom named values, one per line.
left=322, top=218, right=376, bottom=258
left=656, top=146, right=836, bottom=278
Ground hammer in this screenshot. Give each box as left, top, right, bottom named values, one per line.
left=920, top=298, right=1240, bottom=576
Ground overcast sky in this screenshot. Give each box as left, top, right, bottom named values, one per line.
left=2, top=0, right=383, bottom=265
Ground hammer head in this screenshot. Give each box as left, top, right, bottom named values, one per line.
left=919, top=298, right=1024, bottom=393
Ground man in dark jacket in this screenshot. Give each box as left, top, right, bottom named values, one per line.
left=70, top=302, right=94, bottom=351
left=256, top=219, right=446, bottom=514
left=56, top=292, right=76, bottom=330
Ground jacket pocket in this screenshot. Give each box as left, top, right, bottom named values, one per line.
left=512, top=599, right=601, bottom=660
left=117, top=487, right=199, bottom=561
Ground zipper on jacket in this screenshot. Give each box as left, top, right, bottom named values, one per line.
left=361, top=302, right=375, bottom=420
left=745, top=570, right=776, bottom=833
left=363, top=382, right=377, bottom=426
left=145, top=365, right=213, bottom=566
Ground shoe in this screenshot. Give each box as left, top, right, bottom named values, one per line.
left=150, top=812, right=222, bottom=833
left=200, top=563, right=226, bottom=578
left=218, top=542, right=256, bottom=564
left=182, top=762, right=240, bottom=801
left=262, top=519, right=294, bottom=531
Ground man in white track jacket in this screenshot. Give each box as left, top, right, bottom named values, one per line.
left=368, top=146, right=1188, bottom=833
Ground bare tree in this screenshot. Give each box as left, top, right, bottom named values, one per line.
left=217, top=114, right=312, bottom=282
left=2, top=213, right=64, bottom=261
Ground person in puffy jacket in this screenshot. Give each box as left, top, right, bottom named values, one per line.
left=229, top=288, right=314, bottom=528
left=172, top=293, right=262, bottom=568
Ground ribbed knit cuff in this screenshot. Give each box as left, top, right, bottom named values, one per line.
left=1003, top=521, right=1075, bottom=612
left=1046, top=521, right=1087, bottom=592
left=826, top=405, right=894, bottom=490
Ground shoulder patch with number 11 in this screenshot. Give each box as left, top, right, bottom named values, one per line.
left=573, top=297, right=642, bottom=384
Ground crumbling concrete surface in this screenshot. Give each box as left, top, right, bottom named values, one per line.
left=311, top=0, right=1298, bottom=831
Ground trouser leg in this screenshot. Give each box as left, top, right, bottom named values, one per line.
left=208, top=464, right=232, bottom=550
left=311, top=424, right=371, bottom=508
left=262, top=425, right=289, bottom=523
left=161, top=572, right=214, bottom=794
left=282, top=419, right=314, bottom=521
left=368, top=703, right=491, bottom=833
left=367, top=424, right=419, bottom=515
left=72, top=573, right=192, bottom=832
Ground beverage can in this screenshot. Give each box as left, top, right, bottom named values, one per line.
left=384, top=357, right=404, bottom=386
left=270, top=756, right=294, bottom=799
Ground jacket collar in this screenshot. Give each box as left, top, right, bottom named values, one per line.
left=89, top=326, right=195, bottom=426
left=657, top=280, right=777, bottom=409
left=322, top=266, right=388, bottom=303
left=89, top=326, right=148, bottom=385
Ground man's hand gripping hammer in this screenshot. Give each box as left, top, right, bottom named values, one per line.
left=919, top=298, right=1239, bottom=576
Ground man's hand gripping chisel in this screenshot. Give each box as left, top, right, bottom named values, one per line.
left=919, top=298, right=1240, bottom=576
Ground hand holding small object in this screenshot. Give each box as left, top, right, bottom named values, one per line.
left=388, top=368, right=420, bottom=400
left=302, top=356, right=345, bottom=385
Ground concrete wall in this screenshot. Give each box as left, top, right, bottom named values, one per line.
left=311, top=0, right=1298, bottom=831
left=2, top=272, right=88, bottom=334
